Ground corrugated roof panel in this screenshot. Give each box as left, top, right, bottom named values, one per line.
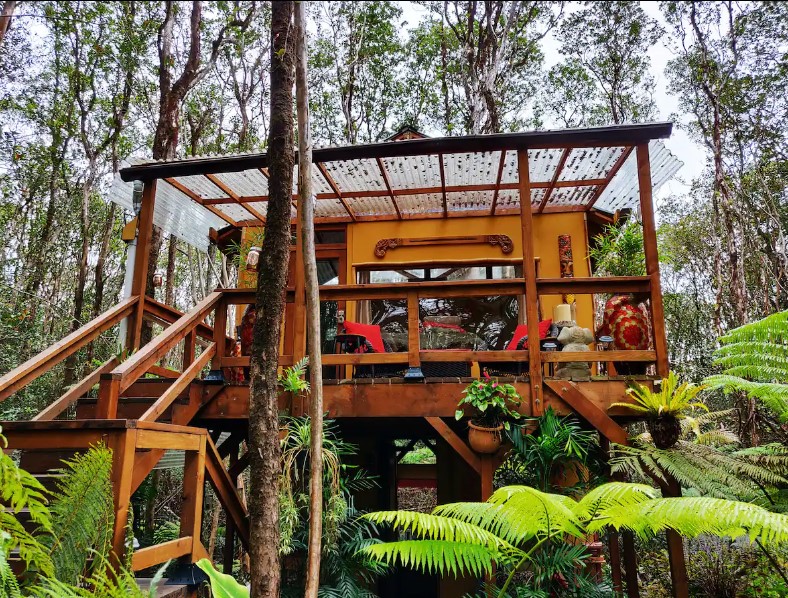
left=447, top=190, right=493, bottom=212
left=213, top=169, right=268, bottom=198
left=215, top=202, right=257, bottom=222
left=397, top=192, right=443, bottom=216
left=443, top=151, right=500, bottom=187
left=247, top=201, right=268, bottom=218
left=383, top=155, right=441, bottom=190
left=294, top=163, right=334, bottom=195
left=499, top=149, right=563, bottom=185
left=559, top=146, right=625, bottom=182
left=346, top=195, right=397, bottom=217
left=106, top=175, right=226, bottom=252
left=595, top=140, right=682, bottom=214
left=549, top=185, right=597, bottom=206
left=324, top=158, right=385, bottom=193
left=316, top=197, right=350, bottom=219
left=174, top=175, right=228, bottom=200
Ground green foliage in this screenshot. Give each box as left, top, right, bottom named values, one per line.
left=196, top=558, right=249, bottom=598
left=364, top=482, right=788, bottom=597
left=499, top=408, right=599, bottom=493
left=44, top=445, right=114, bottom=584
left=279, top=357, right=310, bottom=395
left=456, top=375, right=521, bottom=429
left=613, top=372, right=707, bottom=419
left=589, top=220, right=646, bottom=278
left=705, top=310, right=788, bottom=422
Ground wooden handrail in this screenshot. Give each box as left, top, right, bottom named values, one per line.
left=32, top=356, right=120, bottom=421
left=0, top=296, right=137, bottom=402
left=109, top=292, right=221, bottom=393
left=139, top=343, right=216, bottom=422
left=143, top=296, right=224, bottom=342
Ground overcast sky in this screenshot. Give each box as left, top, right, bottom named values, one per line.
left=400, top=1, right=705, bottom=201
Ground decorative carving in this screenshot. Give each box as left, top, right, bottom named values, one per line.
left=558, top=234, right=575, bottom=304
left=375, top=238, right=402, bottom=257
left=486, top=235, right=514, bottom=254
left=374, top=234, right=514, bottom=257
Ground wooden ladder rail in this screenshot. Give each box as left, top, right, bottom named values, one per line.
left=96, top=291, right=222, bottom=419
left=0, top=296, right=138, bottom=403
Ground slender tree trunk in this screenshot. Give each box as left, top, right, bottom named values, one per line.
left=0, top=1, right=17, bottom=49
left=295, top=4, right=324, bottom=596
left=249, top=3, right=295, bottom=596
left=86, top=202, right=116, bottom=364
left=165, top=235, right=177, bottom=305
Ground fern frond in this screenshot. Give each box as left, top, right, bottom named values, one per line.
left=573, top=482, right=657, bottom=520
left=704, top=375, right=788, bottom=421
left=45, top=444, right=114, bottom=584
left=593, top=496, right=788, bottom=545
left=364, top=540, right=496, bottom=578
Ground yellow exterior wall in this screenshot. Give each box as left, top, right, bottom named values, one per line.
left=348, top=213, right=594, bottom=330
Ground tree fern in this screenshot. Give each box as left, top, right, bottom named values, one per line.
left=705, top=310, right=788, bottom=421
left=364, top=540, right=497, bottom=578
left=44, top=444, right=114, bottom=584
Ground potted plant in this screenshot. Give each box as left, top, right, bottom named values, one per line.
left=456, top=372, right=522, bottom=453
left=612, top=371, right=707, bottom=449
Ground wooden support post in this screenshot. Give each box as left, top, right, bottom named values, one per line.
left=480, top=455, right=494, bottom=501
left=636, top=144, right=669, bottom=378
left=130, top=180, right=157, bottom=351
left=223, top=446, right=239, bottom=574
left=109, top=429, right=137, bottom=570
left=212, top=298, right=227, bottom=371
left=622, top=530, right=641, bottom=598
left=293, top=198, right=307, bottom=363
left=517, top=150, right=544, bottom=415
left=180, top=434, right=207, bottom=562
left=407, top=291, right=420, bottom=369
left=663, top=473, right=688, bottom=598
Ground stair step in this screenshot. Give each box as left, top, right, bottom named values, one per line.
left=19, top=449, right=86, bottom=473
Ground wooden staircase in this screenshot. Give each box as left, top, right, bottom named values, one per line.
left=0, top=296, right=251, bottom=592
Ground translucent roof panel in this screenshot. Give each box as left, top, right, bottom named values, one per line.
left=294, top=163, right=334, bottom=195
left=316, top=198, right=351, bottom=220
left=106, top=175, right=226, bottom=252
left=324, top=158, right=386, bottom=193
left=173, top=175, right=228, bottom=200
left=213, top=169, right=268, bottom=198
left=549, top=185, right=597, bottom=207
left=346, top=195, right=397, bottom=218
left=447, top=190, right=494, bottom=212
left=397, top=192, right=444, bottom=217
left=559, top=146, right=625, bottom=181
left=214, top=202, right=257, bottom=223
left=443, top=151, right=499, bottom=187
left=382, top=155, right=441, bottom=190
left=595, top=140, right=682, bottom=213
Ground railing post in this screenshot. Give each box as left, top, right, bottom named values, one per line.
left=129, top=180, right=157, bottom=351
left=183, top=329, right=196, bottom=369
left=517, top=150, right=544, bottom=415
left=407, top=291, right=421, bottom=375
left=96, top=375, right=121, bottom=419
left=180, top=433, right=207, bottom=563
left=636, top=144, right=669, bottom=378
left=211, top=296, right=227, bottom=373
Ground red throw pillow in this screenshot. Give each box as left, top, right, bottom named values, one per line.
left=341, top=321, right=386, bottom=353
left=423, top=319, right=466, bottom=333
left=506, top=319, right=552, bottom=350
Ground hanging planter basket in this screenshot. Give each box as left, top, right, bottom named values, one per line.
left=468, top=421, right=504, bottom=454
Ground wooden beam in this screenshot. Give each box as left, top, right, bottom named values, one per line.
left=407, top=292, right=420, bottom=368
left=317, top=162, right=356, bottom=221
left=0, top=297, right=135, bottom=402
left=109, top=429, right=137, bottom=570
left=490, top=150, right=508, bottom=215
left=139, top=343, right=216, bottom=422
left=33, top=356, right=119, bottom=421
left=143, top=297, right=219, bottom=341
left=544, top=380, right=628, bottom=445
left=425, top=417, right=481, bottom=474
left=538, top=148, right=570, bottom=213
left=636, top=144, right=669, bottom=377
left=517, top=150, right=544, bottom=416
left=376, top=157, right=402, bottom=219
left=163, top=177, right=238, bottom=227
left=205, top=173, right=266, bottom=222
left=438, top=153, right=447, bottom=217
left=586, top=146, right=634, bottom=210
left=180, top=434, right=207, bottom=563
left=135, top=429, right=203, bottom=451
left=205, top=436, right=250, bottom=549
left=132, top=537, right=192, bottom=571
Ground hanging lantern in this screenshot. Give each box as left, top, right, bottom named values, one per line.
left=246, top=246, right=261, bottom=272
left=132, top=180, right=144, bottom=216
left=153, top=272, right=164, bottom=287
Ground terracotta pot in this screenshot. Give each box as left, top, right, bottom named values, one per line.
left=468, top=422, right=504, bottom=454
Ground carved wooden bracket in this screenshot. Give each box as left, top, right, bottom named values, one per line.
left=374, top=234, right=514, bottom=258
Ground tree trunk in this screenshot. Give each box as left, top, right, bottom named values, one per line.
left=165, top=235, right=177, bottom=305
left=86, top=202, right=116, bottom=364
left=248, top=3, right=295, bottom=596
left=295, top=4, right=324, bottom=596
left=0, top=1, right=17, bottom=49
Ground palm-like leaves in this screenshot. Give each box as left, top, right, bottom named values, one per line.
left=613, top=371, right=707, bottom=418
left=363, top=482, right=788, bottom=597
left=704, top=310, right=788, bottom=421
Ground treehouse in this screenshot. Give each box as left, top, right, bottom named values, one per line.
left=0, top=122, right=681, bottom=596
